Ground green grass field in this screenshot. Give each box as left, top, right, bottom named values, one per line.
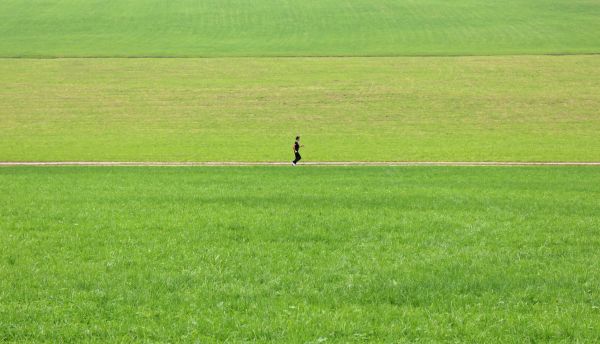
left=0, top=0, right=599, bottom=57
left=1, top=55, right=599, bottom=162
left=1, top=166, right=599, bottom=342
left=2, top=0, right=600, bottom=341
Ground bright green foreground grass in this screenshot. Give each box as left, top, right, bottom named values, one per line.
left=1, top=56, right=599, bottom=162
left=1, top=166, right=600, bottom=342
left=0, top=0, right=599, bottom=57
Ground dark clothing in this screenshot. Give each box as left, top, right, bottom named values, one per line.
left=293, top=140, right=301, bottom=164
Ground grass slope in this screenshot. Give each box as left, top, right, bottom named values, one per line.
left=1, top=56, right=599, bottom=162
left=0, top=0, right=599, bottom=57
left=1, top=166, right=599, bottom=342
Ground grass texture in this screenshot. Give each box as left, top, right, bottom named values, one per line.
left=0, top=0, right=599, bottom=57
left=1, top=56, right=599, bottom=162
left=1, top=166, right=599, bottom=342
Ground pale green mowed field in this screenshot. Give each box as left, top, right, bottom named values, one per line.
left=1, top=56, right=599, bottom=162
left=0, top=0, right=599, bottom=57
left=1, top=167, right=600, bottom=342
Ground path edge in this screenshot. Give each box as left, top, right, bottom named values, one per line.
left=1, top=161, right=600, bottom=167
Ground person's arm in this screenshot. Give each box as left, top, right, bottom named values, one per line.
left=293, top=145, right=296, bottom=152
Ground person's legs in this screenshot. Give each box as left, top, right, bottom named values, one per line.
left=293, top=152, right=301, bottom=164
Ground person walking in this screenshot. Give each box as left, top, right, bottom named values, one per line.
left=292, top=136, right=304, bottom=166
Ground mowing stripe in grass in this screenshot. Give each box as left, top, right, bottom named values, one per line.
left=1, top=0, right=599, bottom=57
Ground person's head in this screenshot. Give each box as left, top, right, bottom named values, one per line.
left=296, top=136, right=300, bottom=141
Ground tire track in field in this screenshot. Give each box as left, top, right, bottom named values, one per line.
left=1, top=161, right=599, bottom=167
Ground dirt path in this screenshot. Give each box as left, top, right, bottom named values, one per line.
left=1, top=161, right=600, bottom=167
